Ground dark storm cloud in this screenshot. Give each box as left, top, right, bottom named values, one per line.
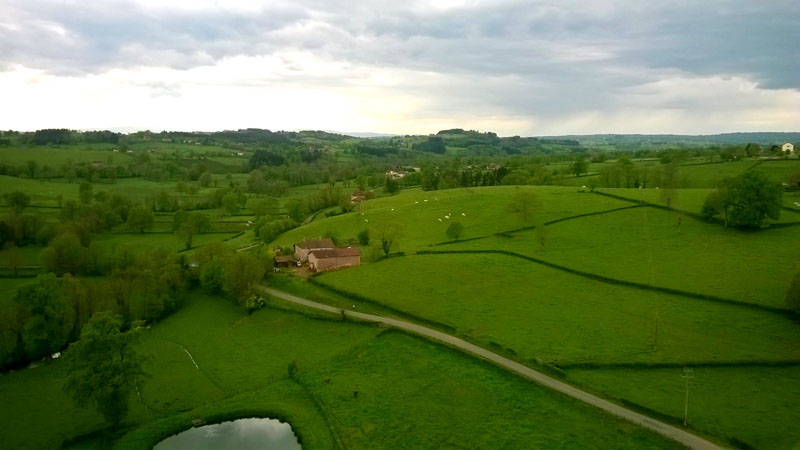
left=0, top=0, right=797, bottom=90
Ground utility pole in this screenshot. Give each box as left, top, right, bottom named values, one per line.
left=652, top=311, right=660, bottom=351
left=681, top=367, right=694, bottom=426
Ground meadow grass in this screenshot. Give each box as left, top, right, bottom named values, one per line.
left=567, top=366, right=800, bottom=449
left=0, top=147, right=130, bottom=166
left=443, top=206, right=800, bottom=308
left=298, top=330, right=681, bottom=449
left=315, top=254, right=800, bottom=365
left=0, top=291, right=681, bottom=449
left=274, top=186, right=631, bottom=253
left=0, top=292, right=378, bottom=449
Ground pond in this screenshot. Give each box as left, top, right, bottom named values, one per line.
left=153, top=417, right=301, bottom=450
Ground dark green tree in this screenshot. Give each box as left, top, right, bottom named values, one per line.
left=446, top=222, right=464, bottom=240
left=126, top=206, right=154, bottom=233
left=78, top=182, right=93, bottom=204
left=64, top=312, right=147, bottom=429
left=384, top=177, right=400, bottom=194
left=725, top=171, right=782, bottom=228
left=5, top=191, right=30, bottom=214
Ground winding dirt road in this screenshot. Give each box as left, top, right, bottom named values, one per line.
left=261, top=286, right=721, bottom=450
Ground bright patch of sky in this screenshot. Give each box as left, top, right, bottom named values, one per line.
left=0, top=0, right=798, bottom=135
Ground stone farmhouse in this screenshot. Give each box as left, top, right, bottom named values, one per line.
left=292, top=238, right=361, bottom=272
left=783, top=143, right=794, bottom=155
left=308, top=247, right=361, bottom=272
left=294, top=238, right=336, bottom=263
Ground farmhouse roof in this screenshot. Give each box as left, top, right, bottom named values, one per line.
left=295, top=238, right=335, bottom=249
left=310, top=247, right=361, bottom=259
left=274, top=255, right=294, bottom=263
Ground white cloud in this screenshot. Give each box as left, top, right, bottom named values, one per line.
left=0, top=0, right=798, bottom=134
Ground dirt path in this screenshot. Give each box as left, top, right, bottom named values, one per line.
left=260, top=286, right=721, bottom=450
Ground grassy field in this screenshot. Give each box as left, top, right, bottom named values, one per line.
left=0, top=147, right=130, bottom=166
left=567, top=366, right=800, bottom=449
left=259, top=182, right=800, bottom=448
left=0, top=292, right=680, bottom=449
left=316, top=254, right=800, bottom=364
left=274, top=186, right=632, bottom=253
left=441, top=205, right=800, bottom=308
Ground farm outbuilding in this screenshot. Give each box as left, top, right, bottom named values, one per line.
left=273, top=255, right=295, bottom=268
left=294, top=238, right=335, bottom=262
left=308, top=247, right=361, bottom=272
left=783, top=143, right=794, bottom=155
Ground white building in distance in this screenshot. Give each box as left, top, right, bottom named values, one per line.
left=783, top=143, right=794, bottom=154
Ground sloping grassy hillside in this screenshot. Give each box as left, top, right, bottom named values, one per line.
left=0, top=291, right=680, bottom=449
left=274, top=186, right=631, bottom=253
left=442, top=206, right=800, bottom=308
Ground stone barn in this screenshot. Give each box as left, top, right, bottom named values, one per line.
left=294, top=238, right=335, bottom=263
left=308, top=247, right=361, bottom=272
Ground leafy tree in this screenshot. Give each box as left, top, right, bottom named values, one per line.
left=357, top=229, right=370, bottom=246
left=222, top=252, right=266, bottom=303
left=198, top=171, right=212, bottom=187
left=200, top=259, right=224, bottom=294
left=536, top=221, right=547, bottom=248
left=248, top=197, right=277, bottom=218
left=701, top=188, right=730, bottom=225
left=42, top=233, right=88, bottom=275
left=384, top=177, right=400, bottom=194
left=126, top=206, right=154, bottom=233
left=375, top=222, right=401, bottom=256
left=5, top=191, right=30, bottom=214
left=3, top=243, right=22, bottom=276
left=571, top=155, right=589, bottom=177
left=15, top=274, right=74, bottom=360
left=285, top=198, right=308, bottom=222
left=786, top=272, right=800, bottom=314
left=174, top=211, right=211, bottom=250
left=64, top=312, right=147, bottom=429
left=725, top=171, right=782, bottom=228
left=222, top=193, right=241, bottom=219
left=78, top=181, right=93, bottom=204
left=506, top=190, right=539, bottom=222
left=446, top=222, right=464, bottom=240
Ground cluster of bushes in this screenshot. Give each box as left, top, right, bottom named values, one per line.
left=0, top=247, right=188, bottom=370
left=192, top=243, right=269, bottom=313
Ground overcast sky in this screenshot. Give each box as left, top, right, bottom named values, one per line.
left=1, top=0, right=798, bottom=135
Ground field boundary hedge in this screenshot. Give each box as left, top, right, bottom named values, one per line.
left=307, top=277, right=458, bottom=334
left=557, top=359, right=800, bottom=370
left=415, top=249, right=790, bottom=315
left=433, top=204, right=645, bottom=246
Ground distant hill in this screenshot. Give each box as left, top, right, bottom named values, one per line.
left=540, top=132, right=800, bottom=146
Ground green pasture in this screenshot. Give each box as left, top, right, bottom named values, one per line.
left=0, top=147, right=129, bottom=166
left=443, top=205, right=800, bottom=309
left=0, top=292, right=679, bottom=449
left=316, top=254, right=800, bottom=365
left=0, top=176, right=199, bottom=206
left=597, top=187, right=800, bottom=223
left=298, top=330, right=678, bottom=449
left=274, top=186, right=631, bottom=253
left=567, top=366, right=800, bottom=449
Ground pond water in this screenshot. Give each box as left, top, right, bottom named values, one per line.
left=153, top=417, right=301, bottom=450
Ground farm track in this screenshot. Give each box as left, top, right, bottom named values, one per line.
left=260, top=286, right=721, bottom=450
